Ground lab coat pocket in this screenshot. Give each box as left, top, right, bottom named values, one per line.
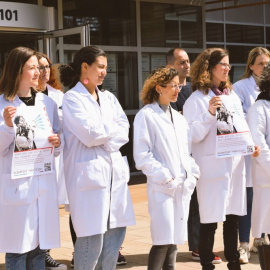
left=183, top=176, right=196, bottom=197
left=113, top=156, right=130, bottom=184
left=199, top=155, right=229, bottom=182
left=1, top=174, right=39, bottom=205
left=154, top=187, right=173, bottom=203
left=76, top=159, right=106, bottom=191
left=122, top=156, right=130, bottom=183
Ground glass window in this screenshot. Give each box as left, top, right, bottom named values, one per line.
left=3, top=0, right=37, bottom=3
left=43, top=0, right=57, bottom=8
left=226, top=45, right=254, bottom=64
left=62, top=0, right=136, bottom=46
left=206, top=44, right=225, bottom=49
left=226, top=24, right=264, bottom=44
left=102, top=52, right=138, bottom=110
left=206, top=23, right=224, bottom=42
left=267, top=27, right=270, bottom=45
left=225, top=0, right=263, bottom=24
left=205, top=0, right=224, bottom=21
left=141, top=2, right=203, bottom=48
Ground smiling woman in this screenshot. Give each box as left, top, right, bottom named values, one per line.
left=0, top=47, right=62, bottom=269
left=183, top=48, right=249, bottom=270
left=59, top=45, right=135, bottom=270
left=134, top=66, right=200, bottom=269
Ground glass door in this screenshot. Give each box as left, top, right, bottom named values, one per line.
left=43, top=25, right=90, bottom=64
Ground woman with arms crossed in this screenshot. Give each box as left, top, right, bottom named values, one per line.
left=60, top=45, right=135, bottom=270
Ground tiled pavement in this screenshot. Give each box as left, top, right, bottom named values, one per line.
left=0, top=184, right=261, bottom=269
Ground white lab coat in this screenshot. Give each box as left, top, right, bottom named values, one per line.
left=233, top=76, right=260, bottom=187
left=133, top=102, right=200, bottom=245
left=183, top=90, right=246, bottom=223
left=247, top=99, right=270, bottom=237
left=62, top=82, right=135, bottom=237
left=46, top=84, right=68, bottom=205
left=0, top=92, right=61, bottom=253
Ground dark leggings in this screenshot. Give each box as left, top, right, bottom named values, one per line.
left=148, top=244, right=177, bottom=270
left=199, top=215, right=241, bottom=270
left=69, top=214, right=77, bottom=247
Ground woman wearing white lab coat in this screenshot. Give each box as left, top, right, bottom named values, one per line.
left=36, top=52, right=68, bottom=269
left=36, top=52, right=67, bottom=205
left=183, top=48, right=249, bottom=270
left=233, top=47, right=270, bottom=263
left=60, top=45, right=135, bottom=270
left=247, top=62, right=270, bottom=269
left=247, top=62, right=270, bottom=239
left=133, top=67, right=200, bottom=270
left=0, top=47, right=61, bottom=269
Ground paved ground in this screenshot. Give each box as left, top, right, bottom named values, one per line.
left=0, top=184, right=261, bottom=269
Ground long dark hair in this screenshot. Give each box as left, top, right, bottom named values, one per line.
left=0, top=47, right=36, bottom=101
left=59, top=46, right=106, bottom=89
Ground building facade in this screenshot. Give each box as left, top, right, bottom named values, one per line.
left=0, top=0, right=269, bottom=173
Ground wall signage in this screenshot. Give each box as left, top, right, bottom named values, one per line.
left=0, top=2, right=49, bottom=30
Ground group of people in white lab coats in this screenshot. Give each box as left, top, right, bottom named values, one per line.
left=1, top=43, right=270, bottom=270
left=0, top=45, right=136, bottom=270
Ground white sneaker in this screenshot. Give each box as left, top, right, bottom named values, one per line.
left=250, top=238, right=268, bottom=253
left=238, top=243, right=250, bottom=264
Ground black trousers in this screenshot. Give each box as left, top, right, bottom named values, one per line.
left=69, top=214, right=77, bottom=247
left=199, top=214, right=241, bottom=270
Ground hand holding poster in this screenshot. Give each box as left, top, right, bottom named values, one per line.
left=11, top=106, right=54, bottom=179
left=216, top=95, right=255, bottom=158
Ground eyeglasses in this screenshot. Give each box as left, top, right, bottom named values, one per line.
left=218, top=62, right=232, bottom=70
left=161, top=83, right=183, bottom=90
left=39, top=65, right=51, bottom=72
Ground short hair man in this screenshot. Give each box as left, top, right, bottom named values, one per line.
left=166, top=48, right=192, bottom=113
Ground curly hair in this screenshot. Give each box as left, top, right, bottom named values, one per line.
left=259, top=62, right=270, bottom=93
left=140, top=66, right=178, bottom=105
left=36, top=52, right=62, bottom=91
left=190, top=48, right=232, bottom=94
left=242, top=47, right=270, bottom=79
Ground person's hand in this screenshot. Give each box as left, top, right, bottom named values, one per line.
left=3, top=106, right=17, bottom=127
left=208, top=96, right=222, bottom=116
left=48, top=134, right=61, bottom=148
left=252, top=145, right=261, bottom=157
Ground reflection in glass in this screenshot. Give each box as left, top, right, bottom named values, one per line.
left=226, top=24, right=264, bottom=44
left=141, top=2, right=203, bottom=48
left=63, top=0, right=136, bottom=46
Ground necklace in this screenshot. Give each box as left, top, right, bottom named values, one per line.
left=19, top=95, right=34, bottom=103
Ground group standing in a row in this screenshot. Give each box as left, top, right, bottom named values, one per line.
left=0, top=44, right=269, bottom=270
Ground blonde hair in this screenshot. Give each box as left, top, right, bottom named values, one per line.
left=242, top=47, right=270, bottom=79
left=190, top=48, right=232, bottom=94
left=140, top=66, right=178, bottom=105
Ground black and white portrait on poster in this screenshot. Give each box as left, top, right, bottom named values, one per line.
left=11, top=106, right=54, bottom=179
left=216, top=95, right=255, bottom=158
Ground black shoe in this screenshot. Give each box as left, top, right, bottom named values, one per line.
left=45, top=252, right=67, bottom=270
left=70, top=252, right=74, bottom=268
left=117, top=251, right=127, bottom=265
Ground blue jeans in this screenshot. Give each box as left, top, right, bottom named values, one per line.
left=5, top=246, right=46, bottom=270
left=188, top=188, right=200, bottom=251
left=75, top=226, right=126, bottom=270
left=238, top=187, right=253, bottom=243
